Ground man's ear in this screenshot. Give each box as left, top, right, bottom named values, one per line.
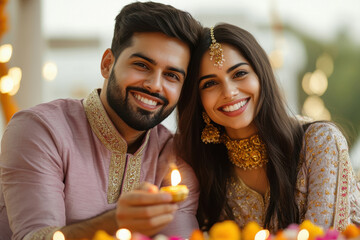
left=101, top=48, right=115, bottom=79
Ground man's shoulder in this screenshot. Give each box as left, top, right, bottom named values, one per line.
left=6, top=98, right=86, bottom=137
left=15, top=98, right=84, bottom=122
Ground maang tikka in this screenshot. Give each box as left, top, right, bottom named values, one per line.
left=209, top=27, right=225, bottom=68
left=201, top=112, right=220, bottom=144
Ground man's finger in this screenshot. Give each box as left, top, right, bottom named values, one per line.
left=119, top=213, right=174, bottom=232
left=117, top=203, right=178, bottom=219
left=137, top=182, right=159, bottom=193
left=118, top=191, right=172, bottom=206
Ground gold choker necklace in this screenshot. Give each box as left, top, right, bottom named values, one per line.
left=221, top=134, right=268, bottom=170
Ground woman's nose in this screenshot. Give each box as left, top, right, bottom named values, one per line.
left=223, top=81, right=239, bottom=100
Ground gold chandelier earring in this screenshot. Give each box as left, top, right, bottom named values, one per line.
left=201, top=112, right=220, bottom=144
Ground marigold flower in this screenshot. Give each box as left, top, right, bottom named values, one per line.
left=210, top=220, right=241, bottom=240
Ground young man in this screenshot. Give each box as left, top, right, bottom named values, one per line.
left=0, top=2, right=202, bottom=240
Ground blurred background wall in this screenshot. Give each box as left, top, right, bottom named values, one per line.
left=1, top=0, right=360, bottom=170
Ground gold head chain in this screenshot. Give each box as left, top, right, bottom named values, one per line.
left=209, top=27, right=225, bottom=68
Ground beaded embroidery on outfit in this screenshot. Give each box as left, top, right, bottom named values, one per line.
left=223, top=122, right=360, bottom=232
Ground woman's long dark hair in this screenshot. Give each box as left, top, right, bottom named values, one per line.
left=175, top=24, right=305, bottom=230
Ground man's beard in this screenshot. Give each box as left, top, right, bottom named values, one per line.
left=106, top=70, right=176, bottom=131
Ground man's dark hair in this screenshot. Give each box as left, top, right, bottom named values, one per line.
left=111, top=1, right=202, bottom=59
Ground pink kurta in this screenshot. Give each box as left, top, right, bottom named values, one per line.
left=0, top=89, right=199, bottom=240
left=225, top=122, right=360, bottom=231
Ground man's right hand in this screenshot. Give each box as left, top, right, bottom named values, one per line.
left=115, top=182, right=178, bottom=236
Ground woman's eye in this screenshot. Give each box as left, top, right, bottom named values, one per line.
left=201, top=80, right=217, bottom=89
left=234, top=70, right=247, bottom=78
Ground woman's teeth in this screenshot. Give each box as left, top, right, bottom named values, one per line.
left=222, top=99, right=248, bottom=112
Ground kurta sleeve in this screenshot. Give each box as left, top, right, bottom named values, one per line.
left=0, top=111, right=65, bottom=240
left=300, top=122, right=355, bottom=231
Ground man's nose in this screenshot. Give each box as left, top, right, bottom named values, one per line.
left=143, top=71, right=163, bottom=92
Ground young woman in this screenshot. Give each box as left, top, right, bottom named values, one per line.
left=175, top=23, right=360, bottom=232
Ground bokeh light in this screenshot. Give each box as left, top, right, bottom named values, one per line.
left=308, top=70, right=328, bottom=96
left=297, top=229, right=310, bottom=240
left=52, top=231, right=65, bottom=240
left=116, top=228, right=131, bottom=240
left=0, top=75, right=14, bottom=94
left=8, top=67, right=22, bottom=85
left=42, top=62, right=58, bottom=81
left=0, top=44, right=13, bottom=63
left=269, top=49, right=284, bottom=69
left=316, top=53, right=334, bottom=77
left=301, top=72, right=313, bottom=95
left=302, top=96, right=331, bottom=120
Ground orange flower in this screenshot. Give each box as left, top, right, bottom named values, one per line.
left=210, top=220, right=241, bottom=240
left=242, top=222, right=262, bottom=240
left=342, top=224, right=360, bottom=238
left=190, top=229, right=205, bottom=240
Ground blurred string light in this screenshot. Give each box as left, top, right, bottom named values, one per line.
left=42, top=61, right=58, bottom=81
left=302, top=95, right=331, bottom=120
left=0, top=0, right=19, bottom=123
left=52, top=231, right=65, bottom=240
left=316, top=53, right=334, bottom=77
left=301, top=53, right=334, bottom=121
left=302, top=70, right=328, bottom=96
left=0, top=46, right=23, bottom=94
left=269, top=49, right=284, bottom=69
left=0, top=44, right=12, bottom=63
left=268, top=0, right=285, bottom=69
left=116, top=228, right=132, bottom=240
left=8, top=67, right=22, bottom=96
left=0, top=75, right=13, bottom=93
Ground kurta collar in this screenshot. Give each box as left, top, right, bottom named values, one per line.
left=83, top=89, right=151, bottom=153
left=83, top=89, right=151, bottom=203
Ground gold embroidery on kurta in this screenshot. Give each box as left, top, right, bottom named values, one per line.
left=122, top=136, right=149, bottom=193
left=29, top=226, right=60, bottom=240
left=83, top=89, right=150, bottom=204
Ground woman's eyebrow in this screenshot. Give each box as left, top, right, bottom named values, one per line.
left=199, top=74, right=217, bottom=83
left=227, top=62, right=248, bottom=73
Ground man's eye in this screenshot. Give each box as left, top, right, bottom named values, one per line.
left=165, top=72, right=180, bottom=81
left=133, top=62, right=149, bottom=69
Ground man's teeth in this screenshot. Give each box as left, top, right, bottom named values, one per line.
left=134, top=93, right=157, bottom=106
left=223, top=99, right=248, bottom=112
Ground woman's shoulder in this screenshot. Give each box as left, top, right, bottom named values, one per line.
left=293, top=115, right=345, bottom=143
left=303, top=121, right=347, bottom=148
left=297, top=119, right=349, bottom=173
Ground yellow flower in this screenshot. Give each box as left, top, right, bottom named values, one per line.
left=299, top=220, right=324, bottom=240
left=93, top=230, right=115, bottom=240
left=209, top=220, right=241, bottom=240
left=242, top=222, right=262, bottom=240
